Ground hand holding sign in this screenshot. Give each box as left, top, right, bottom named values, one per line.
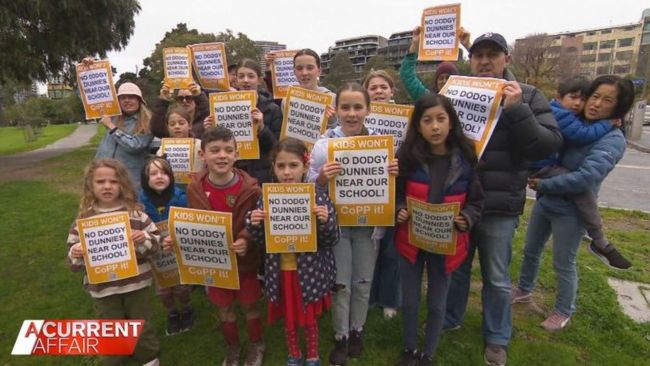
left=388, top=159, right=399, bottom=176
left=188, top=82, right=202, bottom=96
left=160, top=84, right=173, bottom=101
left=203, top=115, right=214, bottom=130
left=231, top=238, right=247, bottom=256
left=396, top=208, right=410, bottom=224
left=454, top=215, right=469, bottom=231
left=249, top=209, right=266, bottom=226
left=409, top=26, right=421, bottom=53
left=317, top=161, right=343, bottom=186
left=502, top=81, right=523, bottom=110
left=313, top=205, right=329, bottom=224
left=162, top=236, right=174, bottom=253
left=252, top=108, right=264, bottom=132
left=70, top=243, right=84, bottom=258
left=100, top=114, right=115, bottom=130
left=131, top=230, right=146, bottom=245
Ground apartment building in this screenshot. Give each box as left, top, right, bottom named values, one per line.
left=321, top=35, right=388, bottom=75
left=254, top=40, right=286, bottom=72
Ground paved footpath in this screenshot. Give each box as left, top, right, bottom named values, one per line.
left=0, top=124, right=97, bottom=168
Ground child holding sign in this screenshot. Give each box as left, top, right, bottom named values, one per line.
left=139, top=157, right=195, bottom=336
left=308, top=83, right=399, bottom=366
left=246, top=137, right=339, bottom=366
left=183, top=126, right=265, bottom=366
left=156, top=107, right=204, bottom=187
left=394, top=94, right=483, bottom=365
left=362, top=70, right=401, bottom=320
left=67, top=158, right=161, bottom=366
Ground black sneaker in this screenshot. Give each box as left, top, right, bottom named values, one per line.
left=328, top=336, right=348, bottom=366
left=165, top=310, right=181, bottom=336
left=396, top=348, right=419, bottom=366
left=589, top=241, right=632, bottom=270
left=418, top=353, right=434, bottom=366
left=180, top=307, right=194, bottom=332
left=348, top=330, right=363, bottom=358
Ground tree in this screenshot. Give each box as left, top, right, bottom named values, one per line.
left=0, top=1, right=140, bottom=84
left=323, top=51, right=356, bottom=91
left=215, top=29, right=261, bottom=66
left=116, top=72, right=138, bottom=87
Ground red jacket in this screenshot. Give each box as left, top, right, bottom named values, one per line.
left=186, top=168, right=262, bottom=275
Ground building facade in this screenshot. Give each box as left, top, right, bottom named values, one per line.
left=321, top=35, right=388, bottom=75
left=254, top=41, right=286, bottom=72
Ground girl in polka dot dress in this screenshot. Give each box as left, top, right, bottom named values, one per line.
left=246, top=137, right=339, bottom=366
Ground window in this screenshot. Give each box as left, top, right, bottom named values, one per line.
left=581, top=54, right=596, bottom=62
left=583, top=42, right=597, bottom=51
left=600, top=40, right=614, bottom=49
left=565, top=46, right=578, bottom=53
left=618, top=38, right=634, bottom=47
left=616, top=51, right=633, bottom=60
left=601, top=29, right=612, bottom=34
left=614, top=64, right=630, bottom=74
left=597, top=66, right=609, bottom=75
left=598, top=53, right=611, bottom=61
left=587, top=31, right=596, bottom=36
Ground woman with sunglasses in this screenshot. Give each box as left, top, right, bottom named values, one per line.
left=150, top=82, right=211, bottom=138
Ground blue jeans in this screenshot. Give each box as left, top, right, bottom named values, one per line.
left=517, top=200, right=584, bottom=316
left=332, top=226, right=378, bottom=337
left=400, top=252, right=449, bottom=358
left=370, top=227, right=401, bottom=309
left=444, top=214, right=519, bottom=346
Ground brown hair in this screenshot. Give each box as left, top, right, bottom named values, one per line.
left=293, top=49, right=321, bottom=69
left=362, top=70, right=395, bottom=90
left=165, top=107, right=193, bottom=136
left=269, top=138, right=310, bottom=181
left=78, top=158, right=143, bottom=218
left=236, top=58, right=262, bottom=77
left=335, top=82, right=371, bottom=136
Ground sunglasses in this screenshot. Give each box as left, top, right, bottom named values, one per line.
left=176, top=95, right=194, bottom=102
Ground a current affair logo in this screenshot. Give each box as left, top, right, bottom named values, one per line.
left=12, top=320, right=143, bottom=355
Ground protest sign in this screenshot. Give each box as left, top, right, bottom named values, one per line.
left=407, top=198, right=460, bottom=255
left=76, top=212, right=138, bottom=284
left=269, top=50, right=299, bottom=99
left=189, top=43, right=230, bottom=90
left=262, top=183, right=317, bottom=253
left=168, top=207, right=239, bottom=289
left=327, top=135, right=395, bottom=226
left=76, top=60, right=120, bottom=120
left=418, top=4, right=461, bottom=61
left=365, top=102, right=414, bottom=151
left=281, top=86, right=332, bottom=148
left=160, top=138, right=196, bottom=184
left=149, top=220, right=180, bottom=288
left=163, top=47, right=193, bottom=90
left=209, top=91, right=259, bottom=159
left=439, top=75, right=505, bottom=158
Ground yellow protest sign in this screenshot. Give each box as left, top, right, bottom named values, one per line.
left=209, top=91, right=259, bottom=160
left=189, top=43, right=230, bottom=90
left=365, top=102, right=414, bottom=151
left=281, top=86, right=332, bottom=148
left=76, top=212, right=138, bottom=284
left=263, top=183, right=317, bottom=253
left=149, top=220, right=180, bottom=289
left=163, top=47, right=193, bottom=90
left=439, top=75, right=506, bottom=158
left=269, top=50, right=299, bottom=99
left=160, top=138, right=197, bottom=184
left=407, top=198, right=460, bottom=255
left=75, top=60, right=120, bottom=120
left=168, top=207, right=239, bottom=289
left=418, top=4, right=462, bottom=61
left=327, top=135, right=395, bottom=226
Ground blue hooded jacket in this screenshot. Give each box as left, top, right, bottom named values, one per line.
left=139, top=186, right=187, bottom=222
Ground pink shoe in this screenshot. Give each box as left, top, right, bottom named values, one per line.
left=541, top=311, right=571, bottom=332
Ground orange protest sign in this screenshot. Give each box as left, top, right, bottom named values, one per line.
left=281, top=86, right=332, bottom=149
left=209, top=91, right=259, bottom=159
left=407, top=198, right=460, bottom=255
left=438, top=75, right=506, bottom=158
left=269, top=50, right=299, bottom=99
left=76, top=60, right=120, bottom=120
left=365, top=102, right=414, bottom=151
left=163, top=47, right=193, bottom=90
left=168, top=207, right=239, bottom=289
left=327, top=136, right=395, bottom=226
left=189, top=43, right=230, bottom=90
left=149, top=220, right=180, bottom=289
left=263, top=183, right=317, bottom=253
left=418, top=4, right=462, bottom=62
left=76, top=212, right=138, bottom=284
left=160, top=138, right=197, bottom=185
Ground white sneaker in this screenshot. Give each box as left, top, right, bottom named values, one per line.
left=383, top=307, right=397, bottom=319
left=541, top=311, right=571, bottom=332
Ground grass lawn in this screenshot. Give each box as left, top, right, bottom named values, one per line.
left=0, top=124, right=79, bottom=156
left=1, top=143, right=649, bottom=365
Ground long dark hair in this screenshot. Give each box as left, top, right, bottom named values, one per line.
left=293, top=49, right=321, bottom=69
left=269, top=137, right=309, bottom=182
left=584, top=75, right=634, bottom=120
left=398, top=94, right=477, bottom=175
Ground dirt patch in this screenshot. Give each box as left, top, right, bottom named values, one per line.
left=604, top=217, right=650, bottom=232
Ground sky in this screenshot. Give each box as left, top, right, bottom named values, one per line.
left=101, top=0, right=650, bottom=77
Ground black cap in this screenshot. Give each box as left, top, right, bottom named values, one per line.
left=469, top=32, right=508, bottom=55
